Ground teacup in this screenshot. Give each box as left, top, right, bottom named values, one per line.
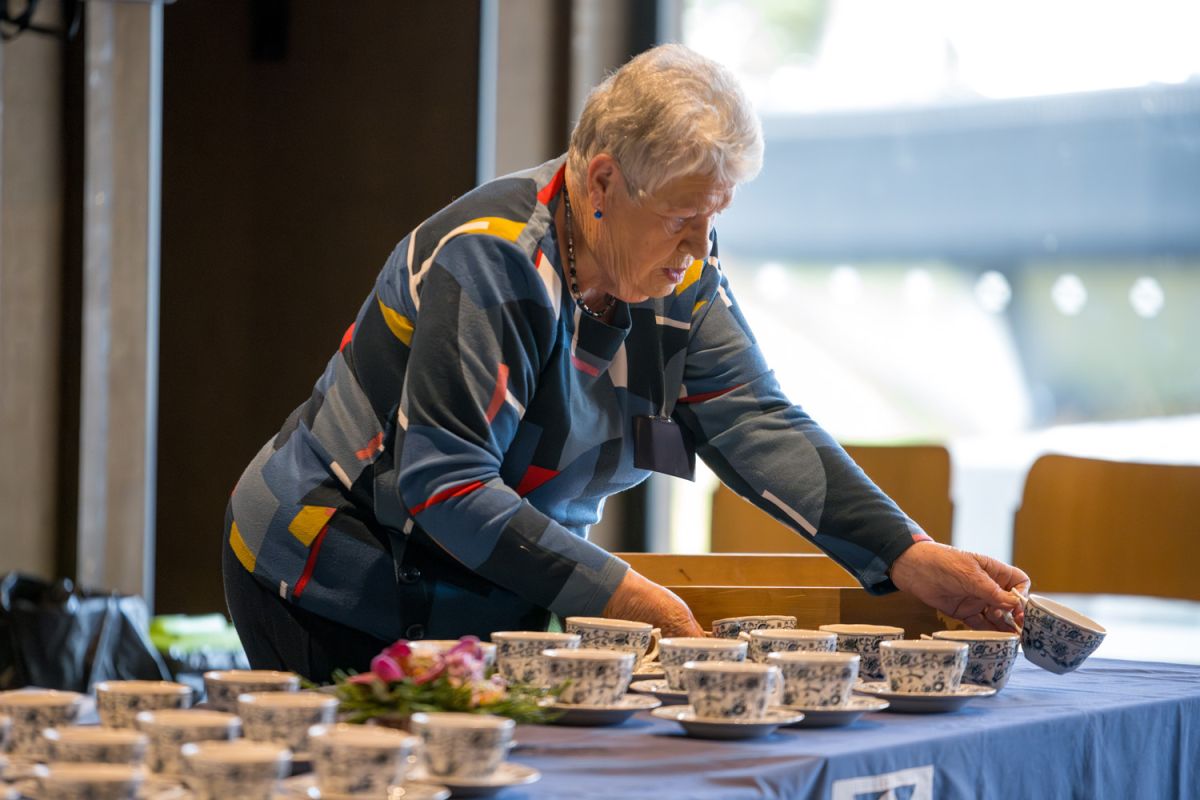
left=308, top=723, right=417, bottom=796
left=238, top=691, right=339, bottom=751
left=880, top=639, right=968, bottom=693
left=409, top=712, right=513, bottom=781
left=407, top=640, right=498, bottom=669
left=931, top=630, right=1021, bottom=689
left=181, top=740, right=291, bottom=800
left=768, top=651, right=860, bottom=708
left=0, top=689, right=84, bottom=757
left=543, top=648, right=634, bottom=706
left=33, top=762, right=145, bottom=800
left=1020, top=594, right=1107, bottom=675
left=682, top=660, right=782, bottom=720
left=819, top=624, right=905, bottom=681
left=134, top=709, right=240, bottom=775
left=95, top=680, right=192, bottom=728
left=658, top=637, right=747, bottom=691
left=711, top=615, right=797, bottom=639
left=743, top=628, right=837, bottom=663
left=491, top=631, right=581, bottom=686
left=43, top=726, right=148, bottom=764
left=203, top=669, right=299, bottom=712
left=563, top=617, right=660, bottom=665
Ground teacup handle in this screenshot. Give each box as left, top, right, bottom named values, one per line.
left=768, top=668, right=784, bottom=707
left=1002, top=582, right=1032, bottom=632
left=644, top=628, right=661, bottom=663
left=737, top=631, right=753, bottom=643
left=920, top=633, right=935, bottom=641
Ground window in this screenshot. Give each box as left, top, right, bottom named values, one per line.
left=672, top=1, right=1200, bottom=558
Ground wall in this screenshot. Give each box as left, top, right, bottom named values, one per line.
left=0, top=5, right=65, bottom=579
left=155, top=2, right=481, bottom=614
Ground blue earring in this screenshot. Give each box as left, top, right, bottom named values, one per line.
left=594, top=209, right=603, bottom=220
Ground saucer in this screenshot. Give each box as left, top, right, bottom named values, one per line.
left=547, top=694, right=661, bottom=726
left=629, top=679, right=689, bottom=705
left=853, top=682, right=997, bottom=713
left=276, top=774, right=450, bottom=800
left=405, top=763, right=540, bottom=798
left=11, top=777, right=188, bottom=800
left=650, top=706, right=803, bottom=740
left=775, top=695, right=890, bottom=728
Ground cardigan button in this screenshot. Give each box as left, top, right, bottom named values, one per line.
left=398, top=565, right=422, bottom=584
left=405, top=624, right=426, bottom=640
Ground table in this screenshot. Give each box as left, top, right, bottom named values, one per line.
left=505, top=658, right=1200, bottom=800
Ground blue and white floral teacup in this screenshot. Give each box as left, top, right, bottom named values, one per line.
left=491, top=631, right=581, bottom=687
left=744, top=628, right=837, bottom=663
left=658, top=637, right=747, bottom=691
left=202, top=670, right=299, bottom=713
left=181, top=740, right=290, bottom=800
left=880, top=640, right=968, bottom=693
left=43, top=725, right=148, bottom=765
left=564, top=617, right=660, bottom=665
left=768, top=651, right=860, bottom=708
left=712, top=615, right=796, bottom=639
left=0, top=689, right=84, bottom=758
left=543, top=648, right=635, bottom=706
left=308, top=722, right=416, bottom=796
left=819, top=624, right=905, bottom=681
left=930, top=630, right=1021, bottom=689
left=410, top=712, right=513, bottom=781
left=95, top=680, right=192, bottom=728
left=237, top=691, right=338, bottom=752
left=1020, top=594, right=1106, bottom=675
left=33, top=762, right=145, bottom=800
left=134, top=708, right=240, bottom=776
left=682, top=660, right=782, bottom=720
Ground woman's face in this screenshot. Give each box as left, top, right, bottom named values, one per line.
left=592, top=165, right=734, bottom=303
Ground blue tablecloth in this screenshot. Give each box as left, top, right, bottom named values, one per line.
left=506, top=658, right=1200, bottom=799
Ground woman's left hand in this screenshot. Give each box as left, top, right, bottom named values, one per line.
left=888, top=542, right=1030, bottom=632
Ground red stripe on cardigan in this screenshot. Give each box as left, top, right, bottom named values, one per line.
left=484, top=363, right=511, bottom=423
left=677, top=384, right=742, bottom=404
left=292, top=524, right=329, bottom=598
left=409, top=480, right=486, bottom=516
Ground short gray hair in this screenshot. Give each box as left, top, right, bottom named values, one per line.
left=568, top=44, right=763, bottom=201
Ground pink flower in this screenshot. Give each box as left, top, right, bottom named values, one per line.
left=447, top=636, right=482, bottom=658
left=442, top=651, right=485, bottom=682
left=370, top=653, right=406, bottom=682
left=410, top=659, right=446, bottom=685
left=346, top=672, right=378, bottom=685
left=382, top=641, right=413, bottom=662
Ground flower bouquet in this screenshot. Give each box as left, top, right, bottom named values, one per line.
left=331, top=636, right=560, bottom=725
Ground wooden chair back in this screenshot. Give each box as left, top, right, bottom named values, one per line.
left=710, top=443, right=954, bottom=553
left=1012, top=454, right=1200, bottom=601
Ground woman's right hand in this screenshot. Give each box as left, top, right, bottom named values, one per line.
left=602, top=569, right=706, bottom=638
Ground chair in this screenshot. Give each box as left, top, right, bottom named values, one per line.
left=1011, top=454, right=1200, bottom=601
left=710, top=444, right=954, bottom=553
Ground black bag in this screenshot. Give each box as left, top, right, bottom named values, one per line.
left=0, top=572, right=170, bottom=692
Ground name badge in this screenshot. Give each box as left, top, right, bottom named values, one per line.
left=633, top=415, right=695, bottom=481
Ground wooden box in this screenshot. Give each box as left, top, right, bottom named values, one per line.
left=614, top=553, right=947, bottom=636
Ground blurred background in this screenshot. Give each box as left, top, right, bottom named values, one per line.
left=1, top=0, right=1197, bottom=660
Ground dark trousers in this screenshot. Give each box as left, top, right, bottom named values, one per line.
left=222, top=537, right=389, bottom=684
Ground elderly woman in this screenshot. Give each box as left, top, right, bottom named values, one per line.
left=223, top=44, right=1028, bottom=681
